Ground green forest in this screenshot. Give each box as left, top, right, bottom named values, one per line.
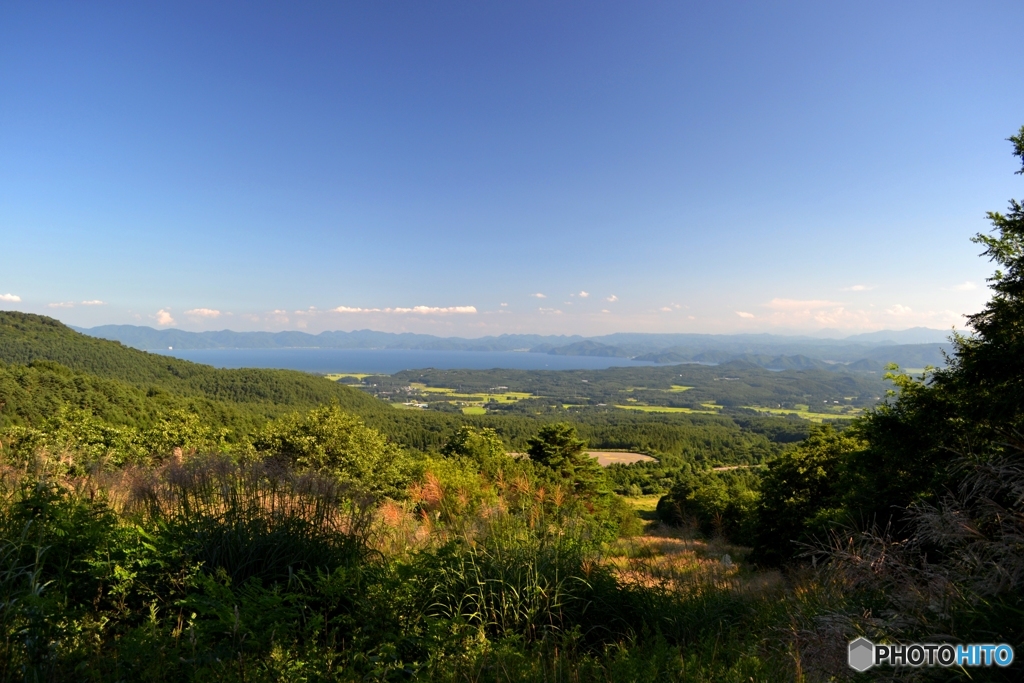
left=0, top=130, right=1022, bottom=681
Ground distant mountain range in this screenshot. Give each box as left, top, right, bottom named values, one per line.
left=74, top=324, right=954, bottom=372
left=75, top=326, right=585, bottom=352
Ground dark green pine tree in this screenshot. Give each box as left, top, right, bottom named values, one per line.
left=526, top=422, right=606, bottom=495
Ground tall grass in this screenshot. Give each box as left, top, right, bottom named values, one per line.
left=123, top=454, right=376, bottom=585
left=0, top=448, right=804, bottom=682
left=0, top=526, right=46, bottom=681
left=793, top=441, right=1024, bottom=681
left=424, top=514, right=612, bottom=644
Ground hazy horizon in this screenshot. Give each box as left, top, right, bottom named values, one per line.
left=73, top=319, right=954, bottom=344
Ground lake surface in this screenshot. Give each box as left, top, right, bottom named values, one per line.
left=152, top=348, right=662, bottom=374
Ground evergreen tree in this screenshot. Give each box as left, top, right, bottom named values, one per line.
left=526, top=422, right=605, bottom=495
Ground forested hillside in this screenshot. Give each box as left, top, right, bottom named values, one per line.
left=1, top=312, right=381, bottom=413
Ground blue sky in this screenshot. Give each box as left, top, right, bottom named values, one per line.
left=2, top=1, right=1022, bottom=336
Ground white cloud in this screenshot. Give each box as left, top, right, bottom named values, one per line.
left=531, top=293, right=547, bottom=298
left=601, top=309, right=611, bottom=314
left=842, top=284, right=873, bottom=292
left=736, top=311, right=755, bottom=319
left=388, top=306, right=477, bottom=315
left=333, top=306, right=380, bottom=313
left=0, top=293, right=21, bottom=302
left=578, top=291, right=589, bottom=298
left=332, top=305, right=477, bottom=315
left=765, top=298, right=843, bottom=310
left=185, top=308, right=221, bottom=318
left=952, top=281, right=977, bottom=291
left=47, top=300, right=106, bottom=308
left=886, top=304, right=913, bottom=316
left=660, top=306, right=673, bottom=312
left=606, top=295, right=618, bottom=302
left=538, top=307, right=563, bottom=314
left=155, top=309, right=176, bottom=326
left=759, top=299, right=870, bottom=327
left=737, top=297, right=958, bottom=330
left=500, top=302, right=508, bottom=307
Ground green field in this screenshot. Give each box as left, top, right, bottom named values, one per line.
left=410, top=383, right=533, bottom=404
left=744, top=405, right=859, bottom=422
left=614, top=404, right=718, bottom=414
left=622, top=494, right=663, bottom=516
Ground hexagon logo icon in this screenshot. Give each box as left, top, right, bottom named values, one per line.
left=849, top=637, right=875, bottom=671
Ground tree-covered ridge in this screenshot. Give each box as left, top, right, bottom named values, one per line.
left=0, top=311, right=382, bottom=414
left=0, top=359, right=244, bottom=430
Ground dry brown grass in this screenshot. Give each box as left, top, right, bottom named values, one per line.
left=587, top=451, right=656, bottom=466
left=603, top=521, right=784, bottom=595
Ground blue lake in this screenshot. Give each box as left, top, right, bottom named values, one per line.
left=152, top=348, right=662, bottom=374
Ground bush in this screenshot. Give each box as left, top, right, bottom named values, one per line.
left=751, top=425, right=861, bottom=566
left=252, top=405, right=414, bottom=498
left=657, top=469, right=759, bottom=544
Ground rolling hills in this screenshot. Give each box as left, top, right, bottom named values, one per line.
left=0, top=311, right=382, bottom=431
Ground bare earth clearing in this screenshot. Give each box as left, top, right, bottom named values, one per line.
left=588, top=450, right=657, bottom=465
left=506, top=451, right=656, bottom=466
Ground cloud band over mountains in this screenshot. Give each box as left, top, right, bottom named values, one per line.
left=332, top=305, right=477, bottom=315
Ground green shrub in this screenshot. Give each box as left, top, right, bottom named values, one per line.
left=751, top=425, right=861, bottom=565
left=252, top=405, right=414, bottom=498
left=657, top=469, right=759, bottom=545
